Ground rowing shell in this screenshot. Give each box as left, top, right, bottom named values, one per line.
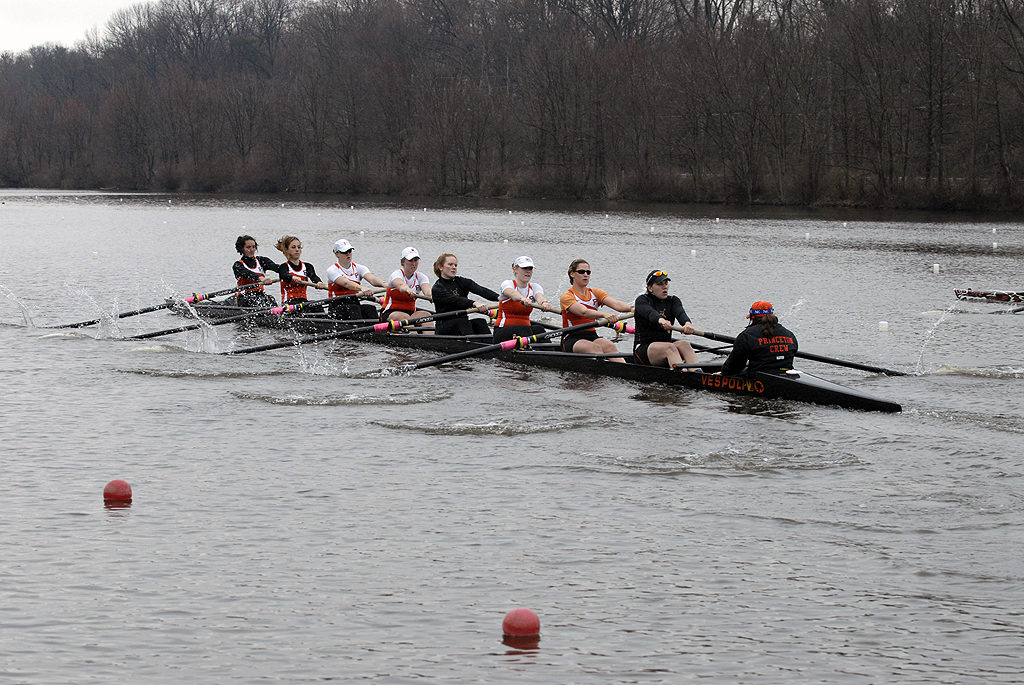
left=954, top=288, right=1024, bottom=303
left=177, top=299, right=902, bottom=413
left=350, top=332, right=902, bottom=413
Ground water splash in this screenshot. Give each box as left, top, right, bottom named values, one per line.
left=0, top=284, right=35, bottom=326
left=787, top=298, right=806, bottom=318
left=915, top=304, right=957, bottom=374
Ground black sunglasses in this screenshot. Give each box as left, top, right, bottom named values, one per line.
left=575, top=269, right=591, bottom=275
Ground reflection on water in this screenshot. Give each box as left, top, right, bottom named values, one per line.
left=501, top=635, right=541, bottom=651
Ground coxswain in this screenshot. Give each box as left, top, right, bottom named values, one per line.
left=431, top=253, right=500, bottom=336
left=720, top=301, right=799, bottom=376
left=559, top=258, right=633, bottom=362
left=325, top=238, right=386, bottom=320
left=380, top=246, right=433, bottom=326
left=633, top=270, right=699, bottom=368
left=274, top=235, right=328, bottom=304
left=232, top=235, right=279, bottom=308
left=492, top=256, right=555, bottom=343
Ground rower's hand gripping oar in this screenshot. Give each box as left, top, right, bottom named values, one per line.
left=128, top=295, right=351, bottom=340
left=384, top=314, right=635, bottom=373
left=691, top=329, right=908, bottom=376
left=49, top=280, right=279, bottom=329
left=220, top=304, right=488, bottom=356
left=484, top=300, right=635, bottom=335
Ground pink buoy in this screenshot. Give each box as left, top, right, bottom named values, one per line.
left=502, top=608, right=540, bottom=637
left=103, top=479, right=132, bottom=503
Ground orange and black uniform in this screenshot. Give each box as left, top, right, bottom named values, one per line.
left=277, top=261, right=323, bottom=304
left=559, top=287, right=611, bottom=352
left=232, top=255, right=279, bottom=307
left=632, top=292, right=690, bottom=365
left=721, top=322, right=798, bottom=376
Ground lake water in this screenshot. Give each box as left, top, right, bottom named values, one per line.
left=1, top=190, right=1022, bottom=683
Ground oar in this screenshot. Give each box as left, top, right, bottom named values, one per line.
left=692, top=329, right=908, bottom=376
left=128, top=296, right=353, bottom=340
left=221, top=305, right=483, bottom=356
left=1011, top=304, right=1024, bottom=314
left=665, top=324, right=732, bottom=355
left=384, top=314, right=635, bottom=373
left=50, top=281, right=278, bottom=329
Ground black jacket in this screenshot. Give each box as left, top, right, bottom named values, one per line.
left=721, top=321, right=798, bottom=376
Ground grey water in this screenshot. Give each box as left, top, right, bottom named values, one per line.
left=1, top=189, right=1022, bottom=683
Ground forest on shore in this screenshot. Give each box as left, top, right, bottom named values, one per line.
left=3, top=0, right=1024, bottom=210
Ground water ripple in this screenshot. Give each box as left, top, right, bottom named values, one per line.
left=232, top=391, right=447, bottom=406
left=370, top=417, right=599, bottom=435
left=928, top=365, right=1024, bottom=379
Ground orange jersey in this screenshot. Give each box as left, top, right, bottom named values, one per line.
left=327, top=262, right=363, bottom=297
left=495, top=281, right=541, bottom=327
left=281, top=261, right=310, bottom=301
left=382, top=269, right=429, bottom=313
left=560, top=287, right=610, bottom=329
left=236, top=258, right=265, bottom=290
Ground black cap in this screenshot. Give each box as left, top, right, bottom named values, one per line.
left=646, top=270, right=670, bottom=286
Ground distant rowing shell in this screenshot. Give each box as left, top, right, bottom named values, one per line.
left=954, top=288, right=1024, bottom=303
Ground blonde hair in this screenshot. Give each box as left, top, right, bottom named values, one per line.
left=275, top=235, right=300, bottom=254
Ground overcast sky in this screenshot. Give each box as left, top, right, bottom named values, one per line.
left=0, top=1, right=149, bottom=54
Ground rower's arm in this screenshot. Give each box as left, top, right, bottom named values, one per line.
left=364, top=272, right=386, bottom=288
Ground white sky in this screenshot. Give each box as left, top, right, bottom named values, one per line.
left=0, top=1, right=150, bottom=54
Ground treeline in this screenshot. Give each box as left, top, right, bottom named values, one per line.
left=4, top=0, right=1024, bottom=209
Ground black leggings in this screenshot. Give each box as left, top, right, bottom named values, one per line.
left=435, top=317, right=490, bottom=336
left=493, top=324, right=547, bottom=343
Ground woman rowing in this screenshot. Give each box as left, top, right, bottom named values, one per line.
left=275, top=235, right=328, bottom=304
left=559, top=258, right=633, bottom=362
left=632, top=269, right=699, bottom=368
left=232, top=235, right=279, bottom=308
left=325, top=238, right=385, bottom=320
left=380, top=246, right=433, bottom=325
left=492, top=256, right=555, bottom=343
left=720, top=301, right=798, bottom=376
left=431, top=253, right=500, bottom=336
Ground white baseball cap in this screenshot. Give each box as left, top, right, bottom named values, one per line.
left=513, top=256, right=535, bottom=269
left=401, top=246, right=420, bottom=260
left=333, top=239, right=354, bottom=253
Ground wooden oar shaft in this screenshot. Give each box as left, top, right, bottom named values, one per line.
left=52, top=281, right=277, bottom=329
left=221, top=305, right=485, bottom=355
left=692, top=329, right=907, bottom=376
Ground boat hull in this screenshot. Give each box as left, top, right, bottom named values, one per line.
left=180, top=299, right=902, bottom=412
left=954, top=288, right=1024, bottom=303
left=354, top=332, right=902, bottom=413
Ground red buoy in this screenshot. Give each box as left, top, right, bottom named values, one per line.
left=103, top=479, right=132, bottom=502
left=502, top=608, right=540, bottom=637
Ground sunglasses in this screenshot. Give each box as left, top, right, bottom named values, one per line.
left=650, top=271, right=667, bottom=278
left=575, top=269, right=591, bottom=275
